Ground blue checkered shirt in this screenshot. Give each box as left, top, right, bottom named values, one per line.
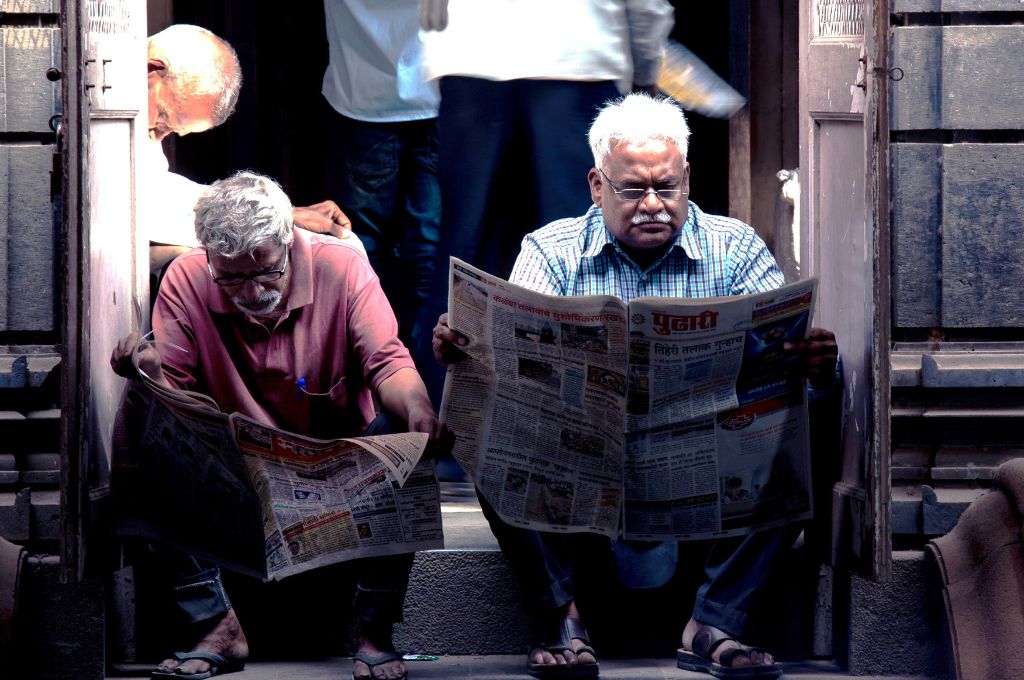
left=508, top=202, right=784, bottom=302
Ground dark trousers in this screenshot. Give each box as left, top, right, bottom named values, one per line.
left=420, top=76, right=620, bottom=405
left=327, top=112, right=441, bottom=376
left=478, top=490, right=800, bottom=637
left=166, top=412, right=416, bottom=628
left=476, top=384, right=842, bottom=638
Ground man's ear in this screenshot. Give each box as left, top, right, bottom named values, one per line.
left=682, top=161, right=691, bottom=195
left=587, top=167, right=603, bottom=207
left=147, top=57, right=168, bottom=77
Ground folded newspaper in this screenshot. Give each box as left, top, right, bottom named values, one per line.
left=441, top=258, right=818, bottom=541
left=113, top=343, right=443, bottom=580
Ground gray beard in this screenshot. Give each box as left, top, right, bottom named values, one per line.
left=232, top=289, right=282, bottom=316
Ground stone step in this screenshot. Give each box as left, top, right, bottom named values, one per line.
left=15, top=506, right=953, bottom=679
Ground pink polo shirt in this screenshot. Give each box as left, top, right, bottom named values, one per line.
left=152, top=228, right=415, bottom=439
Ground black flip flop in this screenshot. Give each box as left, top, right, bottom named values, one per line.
left=676, top=624, right=782, bottom=679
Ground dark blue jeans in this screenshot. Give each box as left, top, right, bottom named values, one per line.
left=327, top=113, right=441, bottom=376
left=420, top=76, right=620, bottom=405
left=167, top=412, right=416, bottom=627
left=479, top=487, right=801, bottom=638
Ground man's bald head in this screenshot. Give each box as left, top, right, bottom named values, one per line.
left=146, top=24, right=242, bottom=141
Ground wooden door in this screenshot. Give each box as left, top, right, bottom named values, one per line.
left=799, top=0, right=890, bottom=580
left=61, top=0, right=147, bottom=579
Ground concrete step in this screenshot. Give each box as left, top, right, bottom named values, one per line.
left=18, top=497, right=953, bottom=679
left=108, top=656, right=938, bottom=680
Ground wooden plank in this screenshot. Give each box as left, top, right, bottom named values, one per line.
left=890, top=143, right=941, bottom=327
left=0, top=0, right=58, bottom=13
left=0, top=28, right=61, bottom=133
left=893, top=26, right=1024, bottom=130
left=941, top=144, right=1024, bottom=326
left=0, top=147, right=7, bottom=332
left=894, top=0, right=1024, bottom=10
left=942, top=26, right=1024, bottom=129
left=5, top=145, right=56, bottom=332
left=942, top=0, right=1024, bottom=8
left=890, top=27, right=941, bottom=131
left=892, top=0, right=939, bottom=10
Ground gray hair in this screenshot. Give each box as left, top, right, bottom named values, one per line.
left=194, top=171, right=295, bottom=259
left=148, top=24, right=242, bottom=126
left=588, top=93, right=691, bottom=168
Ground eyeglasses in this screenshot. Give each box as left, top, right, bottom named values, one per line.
left=207, top=248, right=289, bottom=287
left=599, top=168, right=685, bottom=203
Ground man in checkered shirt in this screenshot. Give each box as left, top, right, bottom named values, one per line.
left=433, top=93, right=838, bottom=680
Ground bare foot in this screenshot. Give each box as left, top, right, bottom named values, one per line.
left=680, top=617, right=774, bottom=669
left=155, top=607, right=249, bottom=676
left=353, top=624, right=406, bottom=680
left=529, top=600, right=597, bottom=671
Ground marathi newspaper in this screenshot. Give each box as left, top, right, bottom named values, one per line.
left=441, top=257, right=818, bottom=541
left=112, top=344, right=443, bottom=580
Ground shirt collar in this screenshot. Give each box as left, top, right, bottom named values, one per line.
left=205, top=226, right=314, bottom=315
left=583, top=201, right=705, bottom=265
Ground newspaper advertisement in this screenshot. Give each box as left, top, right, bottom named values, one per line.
left=440, top=257, right=817, bottom=540
left=117, top=349, right=443, bottom=580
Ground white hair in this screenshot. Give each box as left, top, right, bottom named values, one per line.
left=194, top=171, right=295, bottom=259
left=148, top=24, right=242, bottom=126
left=588, top=93, right=691, bottom=168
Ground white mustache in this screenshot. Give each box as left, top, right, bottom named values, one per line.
left=632, top=211, right=672, bottom=225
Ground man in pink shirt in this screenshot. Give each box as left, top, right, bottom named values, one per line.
left=113, top=171, right=444, bottom=680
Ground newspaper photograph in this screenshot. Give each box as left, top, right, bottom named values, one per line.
left=440, top=257, right=817, bottom=540
left=114, top=345, right=443, bottom=580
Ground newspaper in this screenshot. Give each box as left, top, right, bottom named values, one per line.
left=441, top=257, right=817, bottom=541
left=114, top=343, right=443, bottom=580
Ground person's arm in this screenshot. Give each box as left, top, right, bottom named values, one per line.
left=784, top=327, right=839, bottom=389
left=292, top=201, right=352, bottom=238
left=625, top=0, right=674, bottom=91
left=419, top=0, right=449, bottom=31
left=377, top=366, right=449, bottom=449
left=110, top=331, right=171, bottom=388
left=432, top=312, right=469, bottom=366
left=149, top=244, right=191, bottom=274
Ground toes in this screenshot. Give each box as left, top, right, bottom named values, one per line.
left=176, top=659, right=211, bottom=675
left=575, top=649, right=597, bottom=665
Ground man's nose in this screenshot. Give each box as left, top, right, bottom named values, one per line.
left=639, top=188, right=664, bottom=209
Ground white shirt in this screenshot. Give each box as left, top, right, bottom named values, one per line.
left=421, top=0, right=673, bottom=91
left=142, top=138, right=203, bottom=248
left=322, top=0, right=440, bottom=122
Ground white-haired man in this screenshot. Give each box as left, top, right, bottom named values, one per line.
left=114, top=171, right=444, bottom=680
left=144, top=24, right=358, bottom=273
left=433, top=93, right=839, bottom=679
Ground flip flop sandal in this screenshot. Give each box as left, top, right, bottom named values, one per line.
left=352, top=650, right=408, bottom=680
left=676, top=624, right=782, bottom=679
left=150, top=650, right=245, bottom=680
left=528, top=616, right=600, bottom=679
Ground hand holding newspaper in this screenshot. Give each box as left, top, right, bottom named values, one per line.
left=440, top=258, right=817, bottom=541
left=113, top=334, right=443, bottom=580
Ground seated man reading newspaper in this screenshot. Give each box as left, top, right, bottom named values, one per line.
left=431, top=93, right=839, bottom=679
left=112, top=171, right=446, bottom=680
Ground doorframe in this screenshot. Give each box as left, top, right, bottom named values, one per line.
left=59, top=0, right=89, bottom=583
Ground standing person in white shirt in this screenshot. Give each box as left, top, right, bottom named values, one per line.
left=145, top=24, right=360, bottom=276
left=415, top=0, right=674, bottom=406
left=321, top=1, right=441, bottom=392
